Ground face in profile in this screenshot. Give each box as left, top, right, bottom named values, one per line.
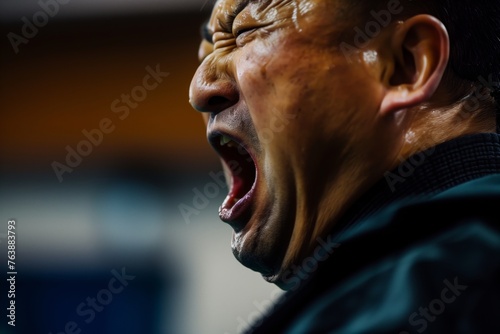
left=189, top=0, right=413, bottom=287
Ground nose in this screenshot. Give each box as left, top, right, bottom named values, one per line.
left=189, top=58, right=239, bottom=115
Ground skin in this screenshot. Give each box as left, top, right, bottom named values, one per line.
left=189, top=0, right=496, bottom=288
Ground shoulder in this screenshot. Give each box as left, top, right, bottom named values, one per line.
left=288, top=218, right=500, bottom=333
left=270, top=175, right=500, bottom=333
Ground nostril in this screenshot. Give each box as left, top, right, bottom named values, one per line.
left=191, top=95, right=234, bottom=113
left=189, top=65, right=239, bottom=113
left=208, top=96, right=230, bottom=107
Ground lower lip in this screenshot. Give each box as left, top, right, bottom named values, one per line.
left=219, top=174, right=257, bottom=231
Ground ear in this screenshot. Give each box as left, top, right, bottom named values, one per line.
left=379, top=14, right=450, bottom=116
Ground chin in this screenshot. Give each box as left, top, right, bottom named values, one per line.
left=229, top=196, right=297, bottom=283
left=206, top=130, right=301, bottom=285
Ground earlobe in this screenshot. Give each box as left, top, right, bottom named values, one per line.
left=379, top=15, right=450, bottom=116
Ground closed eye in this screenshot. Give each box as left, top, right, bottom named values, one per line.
left=235, top=27, right=256, bottom=38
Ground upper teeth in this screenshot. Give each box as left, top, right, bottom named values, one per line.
left=220, top=135, right=235, bottom=147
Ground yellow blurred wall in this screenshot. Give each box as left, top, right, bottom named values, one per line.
left=0, top=12, right=217, bottom=174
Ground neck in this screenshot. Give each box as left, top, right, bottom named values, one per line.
left=398, top=101, right=497, bottom=162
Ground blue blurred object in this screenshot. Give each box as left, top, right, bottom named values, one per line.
left=7, top=266, right=174, bottom=334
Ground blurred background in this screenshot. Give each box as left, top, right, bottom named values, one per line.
left=0, top=0, right=282, bottom=333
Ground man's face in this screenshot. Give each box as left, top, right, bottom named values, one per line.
left=190, top=0, right=406, bottom=286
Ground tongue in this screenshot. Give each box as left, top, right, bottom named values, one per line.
left=225, top=175, right=244, bottom=208
left=232, top=175, right=244, bottom=196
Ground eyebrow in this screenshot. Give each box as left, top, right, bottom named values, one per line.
left=200, top=0, right=252, bottom=44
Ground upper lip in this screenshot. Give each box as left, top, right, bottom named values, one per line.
left=207, top=130, right=255, bottom=161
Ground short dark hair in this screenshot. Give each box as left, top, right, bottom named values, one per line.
left=343, top=0, right=500, bottom=128
left=346, top=0, right=500, bottom=82
left=430, top=0, right=500, bottom=84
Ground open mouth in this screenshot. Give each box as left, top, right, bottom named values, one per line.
left=209, top=132, right=257, bottom=228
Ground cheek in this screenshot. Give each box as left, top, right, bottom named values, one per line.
left=236, top=45, right=313, bottom=140
left=236, top=57, right=281, bottom=140
left=235, top=38, right=381, bottom=156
